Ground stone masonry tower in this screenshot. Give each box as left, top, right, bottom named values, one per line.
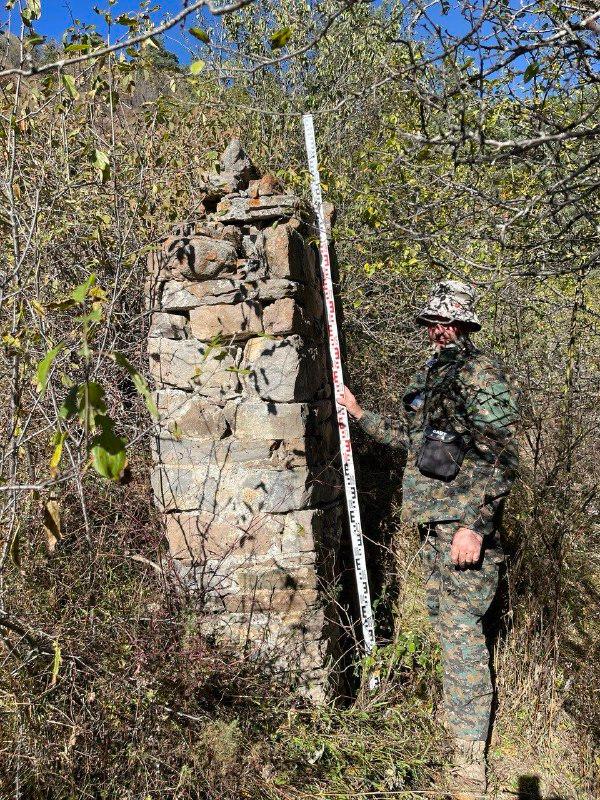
left=147, top=142, right=343, bottom=696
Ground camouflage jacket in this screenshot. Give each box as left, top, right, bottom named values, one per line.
left=357, top=340, right=519, bottom=535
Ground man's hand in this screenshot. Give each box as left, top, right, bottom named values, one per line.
left=338, top=385, right=364, bottom=420
left=451, top=527, right=483, bottom=568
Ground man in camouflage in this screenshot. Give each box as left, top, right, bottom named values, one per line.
left=340, top=280, right=519, bottom=798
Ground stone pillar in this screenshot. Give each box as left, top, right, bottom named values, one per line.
left=147, top=142, right=343, bottom=696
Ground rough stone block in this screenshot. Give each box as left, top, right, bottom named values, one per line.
left=153, top=437, right=273, bottom=467
left=281, top=507, right=337, bottom=555
left=259, top=174, right=285, bottom=196
left=231, top=400, right=331, bottom=441
left=241, top=234, right=257, bottom=257
left=151, top=463, right=221, bottom=512
left=218, top=465, right=314, bottom=516
left=169, top=221, right=241, bottom=245
left=149, top=312, right=187, bottom=339
left=155, top=390, right=230, bottom=440
left=165, top=507, right=333, bottom=565
left=251, top=280, right=323, bottom=328
left=219, top=225, right=243, bottom=250
left=148, top=337, right=241, bottom=398
left=261, top=223, right=308, bottom=282
left=153, top=438, right=225, bottom=467
left=236, top=563, right=318, bottom=593
left=154, top=458, right=339, bottom=516
left=216, top=194, right=299, bottom=224
left=216, top=463, right=341, bottom=519
left=248, top=175, right=285, bottom=198
left=255, top=278, right=300, bottom=302
left=219, top=139, right=258, bottom=184
left=263, top=297, right=315, bottom=337
left=189, top=301, right=262, bottom=342
left=161, top=279, right=248, bottom=310
left=223, top=589, right=320, bottom=615
left=163, top=236, right=237, bottom=280
left=242, top=335, right=326, bottom=402
left=166, top=510, right=268, bottom=562
left=202, top=171, right=240, bottom=202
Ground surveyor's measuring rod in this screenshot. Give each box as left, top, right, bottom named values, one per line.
left=302, top=114, right=376, bottom=658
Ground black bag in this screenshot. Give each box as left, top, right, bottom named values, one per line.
left=416, top=426, right=466, bottom=481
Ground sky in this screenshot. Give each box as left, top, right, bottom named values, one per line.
left=0, top=0, right=472, bottom=66
left=0, top=1, right=214, bottom=63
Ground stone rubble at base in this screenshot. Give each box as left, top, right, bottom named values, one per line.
left=147, top=141, right=344, bottom=699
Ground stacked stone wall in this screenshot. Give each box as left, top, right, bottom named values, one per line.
left=147, top=142, right=343, bottom=695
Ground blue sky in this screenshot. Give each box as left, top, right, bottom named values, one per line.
left=0, top=1, right=472, bottom=65
left=0, top=1, right=214, bottom=63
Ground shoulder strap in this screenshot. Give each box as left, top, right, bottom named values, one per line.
left=423, top=351, right=469, bottom=430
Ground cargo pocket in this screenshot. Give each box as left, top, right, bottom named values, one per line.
left=443, top=551, right=502, bottom=619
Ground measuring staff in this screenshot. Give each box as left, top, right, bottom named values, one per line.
left=302, top=114, right=377, bottom=666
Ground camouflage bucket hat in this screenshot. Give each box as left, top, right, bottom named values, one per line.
left=416, top=279, right=481, bottom=331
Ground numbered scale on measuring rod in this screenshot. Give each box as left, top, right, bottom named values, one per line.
left=302, top=115, right=378, bottom=684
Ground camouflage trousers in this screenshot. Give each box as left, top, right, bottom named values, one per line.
left=419, top=522, right=503, bottom=742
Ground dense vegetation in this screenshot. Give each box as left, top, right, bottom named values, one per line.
left=1, top=1, right=598, bottom=797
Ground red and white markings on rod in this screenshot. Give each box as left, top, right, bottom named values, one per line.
left=302, top=114, right=377, bottom=665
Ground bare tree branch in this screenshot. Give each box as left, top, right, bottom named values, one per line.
left=0, top=0, right=256, bottom=79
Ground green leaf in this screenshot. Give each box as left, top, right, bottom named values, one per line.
left=49, top=430, right=66, bottom=477
left=25, top=33, right=45, bottom=48
left=35, top=344, right=64, bottom=394
left=115, top=14, right=138, bottom=28
left=71, top=273, right=96, bottom=303
left=90, top=416, right=127, bottom=480
left=64, top=42, right=90, bottom=53
left=270, top=27, right=292, bottom=50
left=84, top=382, right=107, bottom=422
left=84, top=306, right=103, bottom=323
left=59, top=381, right=106, bottom=428
left=524, top=62, right=540, bottom=83
left=189, top=59, right=205, bottom=75
left=76, top=306, right=103, bottom=327
left=111, top=351, right=158, bottom=419
left=91, top=76, right=109, bottom=98
left=61, top=74, right=79, bottom=100
left=189, top=27, right=210, bottom=44
left=59, top=385, right=79, bottom=420
left=59, top=381, right=105, bottom=428
left=91, top=149, right=111, bottom=182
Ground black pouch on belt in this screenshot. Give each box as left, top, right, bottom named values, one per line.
left=416, top=426, right=466, bottom=481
